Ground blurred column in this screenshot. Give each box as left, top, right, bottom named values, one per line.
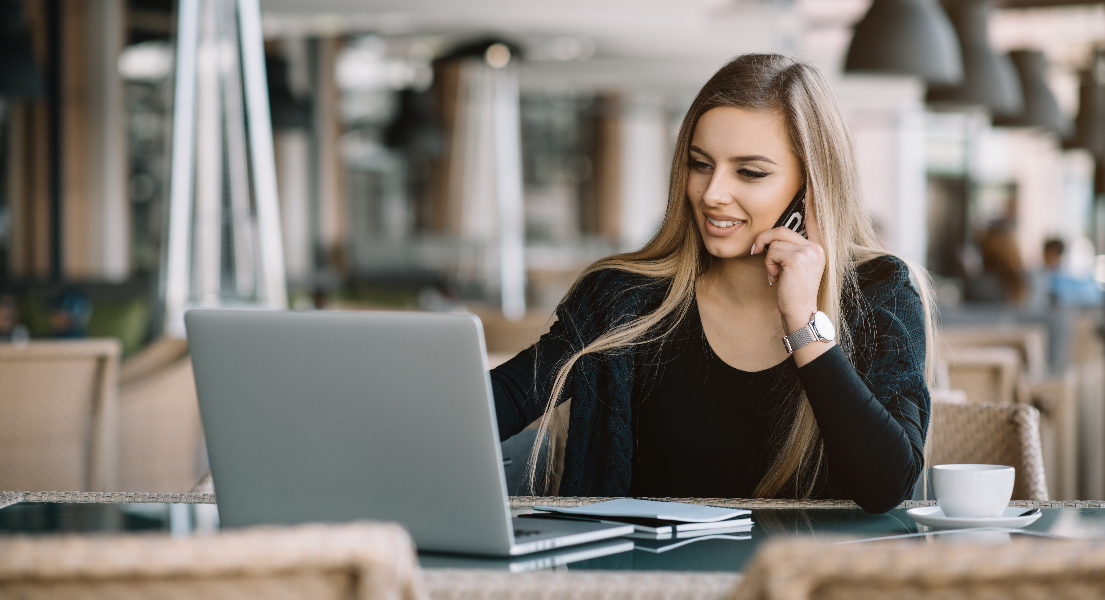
left=837, top=77, right=928, bottom=263
left=492, top=62, right=525, bottom=321
left=95, top=0, right=128, bottom=281
left=585, top=94, right=621, bottom=243
left=269, top=39, right=312, bottom=286
left=1005, top=129, right=1064, bottom=268
left=439, top=46, right=525, bottom=320
left=273, top=123, right=311, bottom=280
left=161, top=0, right=286, bottom=338
left=895, top=106, right=928, bottom=266
left=3, top=0, right=49, bottom=280
left=311, top=36, right=346, bottom=276
left=58, top=0, right=128, bottom=280
left=582, top=94, right=669, bottom=252
left=618, top=94, right=669, bottom=252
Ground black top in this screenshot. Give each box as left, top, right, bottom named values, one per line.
left=492, top=301, right=924, bottom=503
left=626, top=302, right=798, bottom=498
left=490, top=256, right=929, bottom=512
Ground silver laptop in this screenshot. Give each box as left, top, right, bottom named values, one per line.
left=185, top=309, right=632, bottom=556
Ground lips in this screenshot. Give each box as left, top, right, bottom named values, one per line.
left=703, top=214, right=744, bottom=237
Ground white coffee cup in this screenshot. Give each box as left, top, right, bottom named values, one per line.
left=932, top=464, right=1015, bottom=518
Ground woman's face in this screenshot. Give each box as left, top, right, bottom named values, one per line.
left=686, top=106, right=804, bottom=259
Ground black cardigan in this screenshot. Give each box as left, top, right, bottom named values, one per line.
left=490, top=255, right=930, bottom=511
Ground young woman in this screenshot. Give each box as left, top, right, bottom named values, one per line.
left=490, top=53, right=935, bottom=513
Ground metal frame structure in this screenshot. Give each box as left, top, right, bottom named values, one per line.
left=162, top=0, right=286, bottom=338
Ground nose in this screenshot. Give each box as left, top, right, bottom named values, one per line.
left=702, top=171, right=733, bottom=208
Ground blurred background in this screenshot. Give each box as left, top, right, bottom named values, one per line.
left=3, top=0, right=1105, bottom=499
left=2, top=0, right=1104, bottom=343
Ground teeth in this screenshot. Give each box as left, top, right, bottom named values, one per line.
left=707, top=217, right=738, bottom=228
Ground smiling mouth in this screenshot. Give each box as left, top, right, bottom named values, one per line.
left=706, top=217, right=742, bottom=228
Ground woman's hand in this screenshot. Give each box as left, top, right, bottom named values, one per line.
left=750, top=201, right=826, bottom=336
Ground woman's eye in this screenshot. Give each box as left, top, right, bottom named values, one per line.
left=738, top=168, right=768, bottom=179
left=689, top=159, right=713, bottom=172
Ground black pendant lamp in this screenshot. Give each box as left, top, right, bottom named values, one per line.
left=995, top=50, right=1069, bottom=137
left=0, top=2, right=44, bottom=98
left=1071, top=49, right=1105, bottom=161
left=845, top=0, right=963, bottom=85
left=927, top=0, right=1023, bottom=118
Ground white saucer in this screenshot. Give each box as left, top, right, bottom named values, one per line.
left=906, top=506, right=1042, bottom=530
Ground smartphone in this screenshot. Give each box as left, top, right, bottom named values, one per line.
left=773, top=183, right=808, bottom=238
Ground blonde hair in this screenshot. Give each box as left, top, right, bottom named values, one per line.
left=526, top=53, right=937, bottom=498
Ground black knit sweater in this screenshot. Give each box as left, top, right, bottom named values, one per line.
left=490, top=255, right=930, bottom=512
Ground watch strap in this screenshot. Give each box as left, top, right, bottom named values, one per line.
left=782, top=323, right=818, bottom=354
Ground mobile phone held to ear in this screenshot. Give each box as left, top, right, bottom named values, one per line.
left=773, top=184, right=808, bottom=238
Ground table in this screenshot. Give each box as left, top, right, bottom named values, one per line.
left=3, top=493, right=1105, bottom=574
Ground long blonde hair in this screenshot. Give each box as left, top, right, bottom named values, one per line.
left=526, top=53, right=937, bottom=498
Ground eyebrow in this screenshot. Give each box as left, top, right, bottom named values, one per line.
left=689, top=145, right=777, bottom=166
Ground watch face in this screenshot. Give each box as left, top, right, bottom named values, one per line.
left=812, top=311, right=836, bottom=341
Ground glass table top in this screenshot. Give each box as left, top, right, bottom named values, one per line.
left=2, top=502, right=1102, bottom=573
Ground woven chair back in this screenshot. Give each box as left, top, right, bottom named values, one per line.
left=942, top=346, right=1022, bottom=405
left=118, top=337, right=188, bottom=384
left=928, top=402, right=1048, bottom=501
left=118, top=357, right=206, bottom=492
left=733, top=537, right=1105, bottom=600
left=0, top=340, right=121, bottom=491
left=0, top=522, right=426, bottom=600
left=940, top=324, right=1047, bottom=378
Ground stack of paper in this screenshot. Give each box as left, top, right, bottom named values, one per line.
left=523, top=498, right=753, bottom=541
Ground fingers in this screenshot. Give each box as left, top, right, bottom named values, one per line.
left=763, top=240, right=800, bottom=283
left=750, top=226, right=811, bottom=256
left=757, top=236, right=825, bottom=286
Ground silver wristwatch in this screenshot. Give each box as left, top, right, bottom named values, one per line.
left=782, top=311, right=836, bottom=354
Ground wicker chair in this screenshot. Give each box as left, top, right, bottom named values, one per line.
left=118, top=337, right=189, bottom=384
left=118, top=338, right=207, bottom=493
left=1029, top=370, right=1079, bottom=500
left=0, top=521, right=425, bottom=600
left=941, top=345, right=1024, bottom=405
left=118, top=358, right=207, bottom=493
left=731, top=537, right=1105, bottom=600
left=425, top=570, right=741, bottom=600
left=939, top=323, right=1080, bottom=500
left=928, top=401, right=1049, bottom=501
left=940, top=324, right=1047, bottom=379
left=0, top=339, right=121, bottom=491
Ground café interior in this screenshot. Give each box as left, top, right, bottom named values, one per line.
left=3, top=0, right=1105, bottom=596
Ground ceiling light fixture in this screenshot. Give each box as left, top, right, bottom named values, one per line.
left=1071, top=49, right=1105, bottom=161
left=844, top=0, right=963, bottom=85
left=995, top=50, right=1069, bottom=137
left=926, top=0, right=1023, bottom=118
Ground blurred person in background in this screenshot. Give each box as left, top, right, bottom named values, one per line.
left=489, top=54, right=936, bottom=513
left=1022, top=238, right=1104, bottom=373
left=1027, top=238, right=1102, bottom=309
left=48, top=289, right=92, bottom=338
left=965, top=223, right=1027, bottom=305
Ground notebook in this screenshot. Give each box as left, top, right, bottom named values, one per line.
left=534, top=498, right=751, bottom=523
left=520, top=512, right=753, bottom=535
